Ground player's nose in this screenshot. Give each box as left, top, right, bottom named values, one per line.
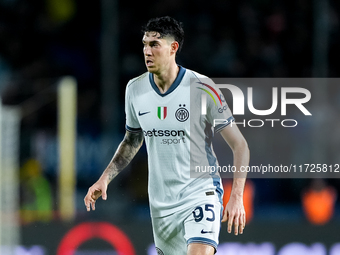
left=144, top=45, right=152, bottom=56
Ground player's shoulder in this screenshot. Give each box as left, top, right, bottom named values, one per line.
left=185, top=68, right=210, bottom=80
left=185, top=69, right=217, bottom=89
left=127, top=72, right=149, bottom=88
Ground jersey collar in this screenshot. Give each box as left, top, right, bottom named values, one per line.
left=149, top=65, right=186, bottom=97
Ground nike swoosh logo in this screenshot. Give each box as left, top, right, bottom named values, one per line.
left=201, top=229, right=214, bottom=234
left=138, top=111, right=150, bottom=116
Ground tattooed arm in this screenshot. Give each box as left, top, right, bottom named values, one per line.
left=84, top=130, right=144, bottom=211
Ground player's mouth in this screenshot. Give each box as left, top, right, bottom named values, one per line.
left=146, top=59, right=154, bottom=67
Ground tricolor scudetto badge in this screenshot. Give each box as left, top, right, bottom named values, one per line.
left=157, top=106, right=167, bottom=120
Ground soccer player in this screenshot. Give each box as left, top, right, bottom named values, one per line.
left=84, top=16, right=249, bottom=255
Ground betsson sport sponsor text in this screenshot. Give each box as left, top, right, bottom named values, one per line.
left=143, top=128, right=186, bottom=145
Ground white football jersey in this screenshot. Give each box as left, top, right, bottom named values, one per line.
left=125, top=66, right=234, bottom=217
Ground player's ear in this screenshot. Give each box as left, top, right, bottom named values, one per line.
left=170, top=41, right=179, bottom=55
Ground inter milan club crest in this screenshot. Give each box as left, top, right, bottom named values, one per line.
left=157, top=106, right=167, bottom=120
left=175, top=104, right=189, bottom=122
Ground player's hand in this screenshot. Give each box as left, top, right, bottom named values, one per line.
left=84, top=180, right=108, bottom=211
left=222, top=195, right=246, bottom=235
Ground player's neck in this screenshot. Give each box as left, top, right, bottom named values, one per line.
left=153, top=62, right=179, bottom=94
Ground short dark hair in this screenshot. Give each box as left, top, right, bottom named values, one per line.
left=142, top=16, right=184, bottom=53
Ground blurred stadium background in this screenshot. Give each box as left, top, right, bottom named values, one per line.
left=0, top=0, right=340, bottom=254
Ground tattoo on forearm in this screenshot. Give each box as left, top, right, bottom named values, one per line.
left=105, top=131, right=144, bottom=182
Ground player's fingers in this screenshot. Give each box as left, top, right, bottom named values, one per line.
left=239, top=213, right=245, bottom=234
left=242, top=213, right=246, bottom=233
left=101, top=188, right=107, bottom=200
left=91, top=201, right=96, bottom=211
left=227, top=213, right=234, bottom=234
left=239, top=224, right=244, bottom=234
left=85, top=202, right=90, bottom=211
left=234, top=214, right=239, bottom=235
left=84, top=196, right=92, bottom=212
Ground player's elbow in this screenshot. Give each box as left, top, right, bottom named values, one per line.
left=233, top=137, right=249, bottom=156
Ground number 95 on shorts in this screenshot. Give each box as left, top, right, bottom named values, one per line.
left=151, top=200, right=222, bottom=254
left=186, top=201, right=222, bottom=251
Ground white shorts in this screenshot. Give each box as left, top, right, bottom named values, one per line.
left=151, top=199, right=222, bottom=255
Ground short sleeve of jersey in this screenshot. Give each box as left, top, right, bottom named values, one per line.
left=204, top=80, right=234, bottom=133
left=125, top=82, right=142, bottom=133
